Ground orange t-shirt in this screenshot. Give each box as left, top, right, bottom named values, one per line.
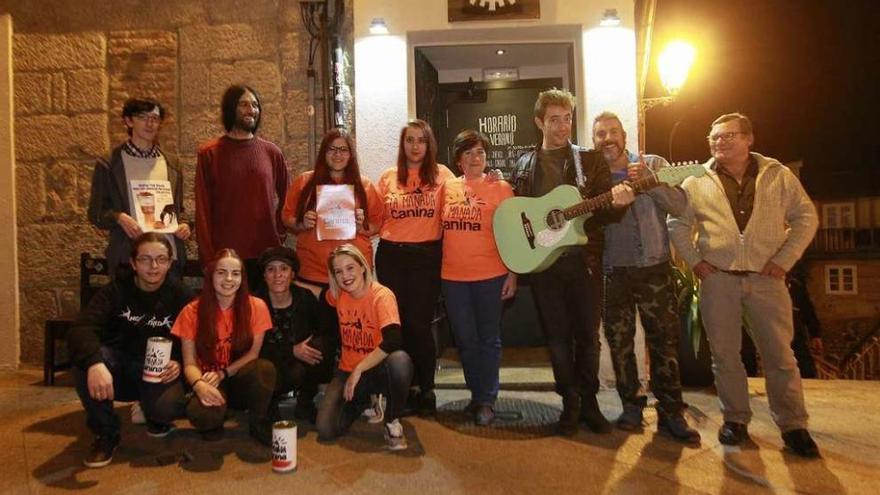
left=377, top=164, right=455, bottom=242
left=439, top=176, right=513, bottom=281
left=171, top=296, right=272, bottom=372
left=281, top=171, right=383, bottom=284
left=326, top=282, right=400, bottom=372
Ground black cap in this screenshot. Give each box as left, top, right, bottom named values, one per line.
left=259, top=246, right=300, bottom=273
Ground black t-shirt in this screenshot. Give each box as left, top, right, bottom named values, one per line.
left=258, top=285, right=321, bottom=365
left=534, top=146, right=570, bottom=197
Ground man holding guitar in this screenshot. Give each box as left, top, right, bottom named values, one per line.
left=593, top=111, right=700, bottom=444
left=510, top=89, right=635, bottom=436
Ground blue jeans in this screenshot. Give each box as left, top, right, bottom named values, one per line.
left=74, top=346, right=185, bottom=439
left=442, top=275, right=506, bottom=405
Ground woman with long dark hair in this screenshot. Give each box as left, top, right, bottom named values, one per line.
left=374, top=120, right=454, bottom=416
left=282, top=128, right=382, bottom=288
left=171, top=249, right=276, bottom=444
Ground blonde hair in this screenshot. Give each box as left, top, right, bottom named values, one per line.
left=326, top=243, right=373, bottom=298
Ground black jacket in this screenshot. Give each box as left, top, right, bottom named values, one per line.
left=87, top=145, right=188, bottom=276
left=511, top=144, right=625, bottom=256
left=68, top=272, right=195, bottom=370
left=257, top=285, right=335, bottom=366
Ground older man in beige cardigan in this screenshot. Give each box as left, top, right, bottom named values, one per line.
left=668, top=112, right=820, bottom=457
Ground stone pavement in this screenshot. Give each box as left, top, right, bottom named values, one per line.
left=1, top=367, right=876, bottom=494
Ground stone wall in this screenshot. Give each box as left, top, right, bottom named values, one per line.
left=4, top=0, right=352, bottom=363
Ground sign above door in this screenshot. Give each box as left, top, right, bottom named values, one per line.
left=448, top=0, right=541, bottom=22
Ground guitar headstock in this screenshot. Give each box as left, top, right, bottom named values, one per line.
left=656, top=161, right=706, bottom=186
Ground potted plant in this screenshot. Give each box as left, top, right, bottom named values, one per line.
left=672, top=263, right=714, bottom=387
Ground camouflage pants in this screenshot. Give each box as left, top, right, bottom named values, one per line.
left=603, top=262, right=684, bottom=415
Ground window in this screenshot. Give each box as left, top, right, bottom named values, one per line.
left=825, top=265, right=857, bottom=295
left=822, top=203, right=855, bottom=228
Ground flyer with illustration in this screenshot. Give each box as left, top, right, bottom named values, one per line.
left=129, top=180, right=178, bottom=234
left=316, top=184, right=356, bottom=241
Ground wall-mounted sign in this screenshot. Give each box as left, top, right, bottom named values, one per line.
left=448, top=0, right=540, bottom=22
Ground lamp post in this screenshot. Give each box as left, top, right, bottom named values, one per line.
left=638, top=40, right=696, bottom=158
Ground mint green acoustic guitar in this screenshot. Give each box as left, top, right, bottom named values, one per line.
left=493, top=164, right=706, bottom=274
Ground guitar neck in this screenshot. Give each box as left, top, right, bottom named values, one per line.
left=562, top=174, right=659, bottom=220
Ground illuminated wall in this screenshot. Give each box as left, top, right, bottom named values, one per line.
left=353, top=0, right=638, bottom=180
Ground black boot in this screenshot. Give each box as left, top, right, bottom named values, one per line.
left=579, top=395, right=612, bottom=434
left=556, top=393, right=580, bottom=437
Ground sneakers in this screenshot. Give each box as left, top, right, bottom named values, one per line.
left=579, top=396, right=612, bottom=434
left=130, top=402, right=146, bottom=425
left=474, top=404, right=495, bottom=427
left=384, top=419, right=408, bottom=451
left=782, top=429, right=820, bottom=458
left=418, top=390, right=437, bottom=418
left=146, top=422, right=177, bottom=438
left=615, top=405, right=644, bottom=432
left=658, top=413, right=701, bottom=444
left=83, top=435, right=119, bottom=468
left=718, top=421, right=749, bottom=446
left=363, top=394, right=386, bottom=424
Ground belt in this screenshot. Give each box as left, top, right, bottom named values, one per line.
left=722, top=270, right=757, bottom=277
left=379, top=239, right=441, bottom=250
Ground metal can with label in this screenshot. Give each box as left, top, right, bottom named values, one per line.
left=272, top=420, right=297, bottom=473
left=142, top=336, right=172, bottom=383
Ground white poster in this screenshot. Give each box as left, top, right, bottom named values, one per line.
left=316, top=184, right=356, bottom=241
left=129, top=180, right=178, bottom=234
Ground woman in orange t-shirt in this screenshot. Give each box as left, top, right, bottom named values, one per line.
left=315, top=244, right=413, bottom=451
left=281, top=128, right=382, bottom=287
left=171, top=248, right=276, bottom=445
left=439, top=130, right=517, bottom=427
left=375, top=120, right=454, bottom=416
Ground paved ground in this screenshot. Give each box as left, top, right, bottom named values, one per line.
left=1, top=367, right=876, bottom=494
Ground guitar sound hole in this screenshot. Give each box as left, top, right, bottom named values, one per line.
left=546, top=209, right=566, bottom=230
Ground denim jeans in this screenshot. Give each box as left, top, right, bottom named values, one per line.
left=316, top=351, right=413, bottom=441
left=74, top=346, right=185, bottom=439
left=441, top=274, right=506, bottom=405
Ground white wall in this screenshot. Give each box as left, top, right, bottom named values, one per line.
left=353, top=0, right=638, bottom=181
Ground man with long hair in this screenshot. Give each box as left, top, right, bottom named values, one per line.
left=195, top=84, right=290, bottom=289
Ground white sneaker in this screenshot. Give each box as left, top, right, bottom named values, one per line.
left=130, top=402, right=146, bottom=425
left=384, top=419, right=407, bottom=451
left=364, top=394, right=386, bottom=424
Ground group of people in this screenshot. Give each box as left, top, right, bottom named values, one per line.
left=72, top=83, right=821, bottom=469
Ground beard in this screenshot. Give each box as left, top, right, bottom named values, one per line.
left=235, top=114, right=258, bottom=133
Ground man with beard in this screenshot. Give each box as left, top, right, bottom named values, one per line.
left=195, top=85, right=290, bottom=289
left=511, top=90, right=634, bottom=436
left=668, top=113, right=820, bottom=457
left=592, top=111, right=700, bottom=443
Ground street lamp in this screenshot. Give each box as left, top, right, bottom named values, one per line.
left=642, top=40, right=696, bottom=111
left=639, top=40, right=696, bottom=158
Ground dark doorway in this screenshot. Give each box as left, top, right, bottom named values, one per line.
left=414, top=43, right=576, bottom=349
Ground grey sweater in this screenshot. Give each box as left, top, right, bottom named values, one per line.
left=668, top=152, right=817, bottom=272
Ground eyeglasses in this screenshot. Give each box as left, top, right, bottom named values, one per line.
left=707, top=131, right=746, bottom=143
left=327, top=146, right=351, bottom=155
left=135, top=255, right=171, bottom=266
left=133, top=113, right=162, bottom=124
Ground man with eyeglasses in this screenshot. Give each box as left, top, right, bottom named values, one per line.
left=511, top=89, right=635, bottom=436
left=592, top=111, right=700, bottom=444
left=68, top=233, right=195, bottom=468
left=195, top=84, right=290, bottom=289
left=88, top=98, right=191, bottom=278
left=668, top=112, right=820, bottom=457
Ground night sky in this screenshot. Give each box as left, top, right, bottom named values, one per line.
left=643, top=0, right=880, bottom=199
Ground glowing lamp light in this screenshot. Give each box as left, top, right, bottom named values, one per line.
left=600, top=8, right=621, bottom=27
left=657, top=41, right=696, bottom=95
left=369, top=18, right=389, bottom=35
